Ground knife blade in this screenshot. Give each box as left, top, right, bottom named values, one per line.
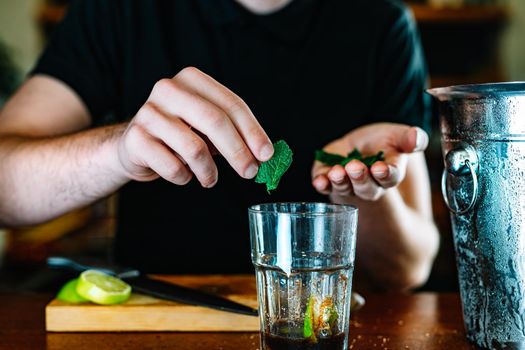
left=47, top=256, right=258, bottom=317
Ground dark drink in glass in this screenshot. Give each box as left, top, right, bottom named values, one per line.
left=249, top=203, right=358, bottom=350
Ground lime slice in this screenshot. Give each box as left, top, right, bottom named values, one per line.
left=76, top=270, right=131, bottom=305
left=303, top=296, right=317, bottom=342
left=56, top=278, right=89, bottom=303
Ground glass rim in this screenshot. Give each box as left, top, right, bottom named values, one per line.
left=248, top=202, right=358, bottom=216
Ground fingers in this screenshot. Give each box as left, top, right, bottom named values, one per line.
left=148, top=75, right=260, bottom=179
left=345, top=160, right=384, bottom=201
left=312, top=175, right=331, bottom=195
left=122, top=67, right=274, bottom=187
left=313, top=161, right=397, bottom=201
left=135, top=103, right=218, bottom=187
left=398, top=126, right=429, bottom=153
left=369, top=161, right=401, bottom=189
left=310, top=123, right=428, bottom=200
left=313, top=165, right=355, bottom=197
left=142, top=139, right=193, bottom=186
left=175, top=67, right=274, bottom=161
left=313, top=161, right=385, bottom=201
left=327, top=165, right=354, bottom=197
left=122, top=125, right=193, bottom=186
left=311, top=161, right=332, bottom=195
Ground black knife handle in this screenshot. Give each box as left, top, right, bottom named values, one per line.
left=47, top=256, right=139, bottom=278
left=47, top=256, right=114, bottom=275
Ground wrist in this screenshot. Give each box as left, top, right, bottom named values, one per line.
left=100, top=123, right=133, bottom=184
left=111, top=123, right=160, bottom=183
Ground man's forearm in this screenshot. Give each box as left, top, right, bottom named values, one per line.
left=357, top=189, right=438, bottom=290
left=332, top=189, right=440, bottom=291
left=0, top=124, right=129, bottom=226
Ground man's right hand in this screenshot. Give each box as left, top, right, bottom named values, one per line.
left=116, top=67, right=274, bottom=187
left=0, top=68, right=273, bottom=225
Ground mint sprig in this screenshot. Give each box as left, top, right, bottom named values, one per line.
left=315, top=148, right=384, bottom=167
left=255, top=140, right=293, bottom=193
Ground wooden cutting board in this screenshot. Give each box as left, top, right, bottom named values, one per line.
left=46, top=275, right=260, bottom=332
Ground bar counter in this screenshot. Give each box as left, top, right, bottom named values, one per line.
left=0, top=277, right=478, bottom=349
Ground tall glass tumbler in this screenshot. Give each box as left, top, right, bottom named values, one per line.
left=248, top=202, right=358, bottom=350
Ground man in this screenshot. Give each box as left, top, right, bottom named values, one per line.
left=0, top=0, right=439, bottom=290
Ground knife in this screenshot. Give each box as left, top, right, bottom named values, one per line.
left=47, top=256, right=258, bottom=317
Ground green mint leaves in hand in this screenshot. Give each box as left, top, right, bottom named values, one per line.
left=315, top=148, right=384, bottom=167
left=255, top=140, right=293, bottom=193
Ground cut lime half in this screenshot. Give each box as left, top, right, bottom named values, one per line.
left=56, top=278, right=89, bottom=303
left=76, top=270, right=131, bottom=305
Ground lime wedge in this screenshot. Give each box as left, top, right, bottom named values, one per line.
left=56, top=278, right=88, bottom=303
left=76, top=270, right=131, bottom=305
left=303, top=296, right=317, bottom=342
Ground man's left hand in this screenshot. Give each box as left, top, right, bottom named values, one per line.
left=311, top=123, right=429, bottom=201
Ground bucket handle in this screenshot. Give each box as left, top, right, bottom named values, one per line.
left=441, top=143, right=479, bottom=215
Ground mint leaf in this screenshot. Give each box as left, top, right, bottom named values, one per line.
left=315, top=148, right=384, bottom=167
left=255, top=140, right=293, bottom=193
left=314, top=150, right=347, bottom=166
left=347, top=148, right=362, bottom=160
left=361, top=151, right=384, bottom=167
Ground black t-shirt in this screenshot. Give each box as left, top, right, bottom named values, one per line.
left=33, top=0, right=430, bottom=273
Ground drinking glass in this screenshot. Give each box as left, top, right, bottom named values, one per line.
left=248, top=202, right=358, bottom=350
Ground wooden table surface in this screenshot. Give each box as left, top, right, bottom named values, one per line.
left=0, top=289, right=480, bottom=349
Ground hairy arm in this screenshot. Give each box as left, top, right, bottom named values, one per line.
left=0, top=68, right=274, bottom=227
left=0, top=76, right=128, bottom=226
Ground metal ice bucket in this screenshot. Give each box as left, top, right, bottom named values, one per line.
left=428, top=82, right=525, bottom=349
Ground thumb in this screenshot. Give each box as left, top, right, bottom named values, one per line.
left=398, top=126, right=429, bottom=153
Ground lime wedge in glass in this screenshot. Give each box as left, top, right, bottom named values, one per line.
left=56, top=278, right=88, bottom=303
left=303, top=296, right=317, bottom=342
left=76, top=270, right=131, bottom=305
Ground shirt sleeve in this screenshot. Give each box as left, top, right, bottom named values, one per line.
left=31, top=0, right=122, bottom=124
left=369, top=3, right=431, bottom=134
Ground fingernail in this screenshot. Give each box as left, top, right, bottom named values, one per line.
left=414, top=127, right=428, bottom=152
left=245, top=163, right=259, bottom=179
left=260, top=144, right=274, bottom=161
left=374, top=171, right=387, bottom=179
left=372, top=164, right=389, bottom=179
left=349, top=169, right=364, bottom=179
left=332, top=176, right=344, bottom=184
left=203, top=177, right=218, bottom=188
left=313, top=176, right=327, bottom=189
